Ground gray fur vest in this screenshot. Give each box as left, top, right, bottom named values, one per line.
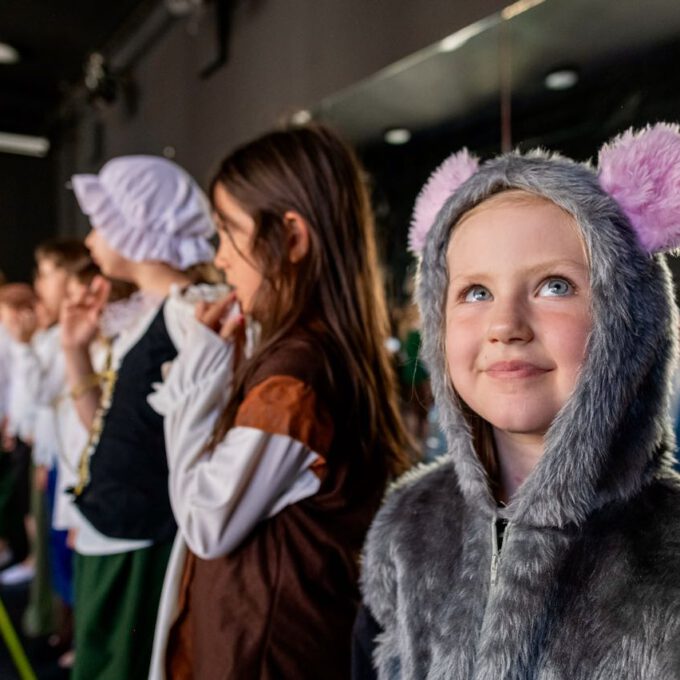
left=361, top=153, right=680, bottom=679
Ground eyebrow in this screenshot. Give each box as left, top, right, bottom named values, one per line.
left=450, top=259, right=589, bottom=284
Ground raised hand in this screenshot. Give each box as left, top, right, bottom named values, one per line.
left=60, top=275, right=112, bottom=350
left=195, top=293, right=244, bottom=341
left=195, top=293, right=246, bottom=367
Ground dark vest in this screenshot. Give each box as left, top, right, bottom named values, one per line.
left=74, top=305, right=177, bottom=542
left=167, top=330, right=389, bottom=680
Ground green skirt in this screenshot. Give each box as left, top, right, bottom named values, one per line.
left=72, top=539, right=173, bottom=680
left=22, top=480, right=55, bottom=637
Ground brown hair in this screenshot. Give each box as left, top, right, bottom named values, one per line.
left=184, top=262, right=224, bottom=285
left=209, top=124, right=413, bottom=476
left=35, top=238, right=90, bottom=273
left=68, top=258, right=137, bottom=304
left=0, top=283, right=37, bottom=310
left=455, top=188, right=581, bottom=233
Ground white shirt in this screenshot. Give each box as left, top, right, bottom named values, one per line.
left=0, top=324, right=12, bottom=425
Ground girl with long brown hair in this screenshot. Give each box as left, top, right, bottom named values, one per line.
left=148, top=124, right=411, bottom=679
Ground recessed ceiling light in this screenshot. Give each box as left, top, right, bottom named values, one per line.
left=385, top=336, right=401, bottom=354
left=384, top=128, right=411, bottom=145
left=291, top=109, right=312, bottom=125
left=545, top=69, right=579, bottom=91
left=0, top=42, right=19, bottom=64
left=501, top=0, right=546, bottom=20
left=0, top=132, right=50, bottom=157
left=438, top=19, right=495, bottom=54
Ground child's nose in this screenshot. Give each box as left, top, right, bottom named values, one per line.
left=487, top=300, right=533, bottom=344
left=213, top=246, right=230, bottom=271
left=214, top=251, right=226, bottom=270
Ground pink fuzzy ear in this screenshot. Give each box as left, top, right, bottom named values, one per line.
left=409, top=149, right=479, bottom=255
left=598, top=123, right=680, bottom=253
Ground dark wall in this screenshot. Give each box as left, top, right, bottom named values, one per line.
left=360, top=36, right=680, bottom=306
left=54, top=0, right=509, bottom=235
left=0, top=153, right=56, bottom=282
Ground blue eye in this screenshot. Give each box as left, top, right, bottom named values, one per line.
left=464, top=285, right=493, bottom=302
left=539, top=278, right=572, bottom=297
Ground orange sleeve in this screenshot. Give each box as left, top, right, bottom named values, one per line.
left=234, top=375, right=334, bottom=478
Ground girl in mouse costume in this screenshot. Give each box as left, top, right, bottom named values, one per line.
left=360, top=123, right=680, bottom=679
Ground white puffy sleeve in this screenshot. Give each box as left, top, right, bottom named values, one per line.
left=149, top=306, right=327, bottom=559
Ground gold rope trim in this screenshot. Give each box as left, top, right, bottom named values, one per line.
left=73, top=340, right=118, bottom=497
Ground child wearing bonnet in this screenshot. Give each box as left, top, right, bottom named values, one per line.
left=63, top=155, right=219, bottom=680
left=359, top=123, right=680, bottom=679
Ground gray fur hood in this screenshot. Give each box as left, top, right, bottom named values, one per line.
left=361, top=127, right=680, bottom=680
left=417, top=150, right=678, bottom=529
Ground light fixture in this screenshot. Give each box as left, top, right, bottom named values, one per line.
left=385, top=337, right=401, bottom=354
left=84, top=53, right=117, bottom=105
left=384, top=128, right=411, bottom=145
left=501, top=0, right=546, bottom=21
left=291, top=109, right=312, bottom=125
left=544, top=68, right=579, bottom=91
left=165, top=0, right=204, bottom=17
left=0, top=42, right=19, bottom=64
left=439, top=20, right=493, bottom=54
left=0, top=132, right=50, bottom=157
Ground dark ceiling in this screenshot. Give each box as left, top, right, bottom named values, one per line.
left=0, top=0, right=152, bottom=136
left=318, top=0, right=680, bottom=146
left=314, top=0, right=680, bottom=303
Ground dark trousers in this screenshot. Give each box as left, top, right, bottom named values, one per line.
left=0, top=439, right=31, bottom=563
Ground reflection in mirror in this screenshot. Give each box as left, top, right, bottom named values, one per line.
left=310, top=0, right=680, bottom=304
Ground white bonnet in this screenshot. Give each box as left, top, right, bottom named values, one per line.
left=71, top=155, right=215, bottom=269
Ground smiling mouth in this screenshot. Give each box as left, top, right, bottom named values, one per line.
left=485, top=361, right=550, bottom=379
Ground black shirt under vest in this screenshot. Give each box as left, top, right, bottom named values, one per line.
left=75, top=304, right=177, bottom=542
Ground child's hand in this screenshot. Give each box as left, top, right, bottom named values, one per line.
left=2, top=432, right=15, bottom=452
left=34, top=465, right=48, bottom=493
left=195, top=294, right=245, bottom=366
left=0, top=415, right=13, bottom=452
left=60, top=275, right=111, bottom=350
left=195, top=293, right=244, bottom=341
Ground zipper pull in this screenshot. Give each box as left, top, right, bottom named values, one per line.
left=490, top=551, right=499, bottom=586
left=490, top=517, right=508, bottom=587
left=490, top=519, right=499, bottom=586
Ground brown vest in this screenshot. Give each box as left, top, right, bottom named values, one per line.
left=167, top=333, right=388, bottom=679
